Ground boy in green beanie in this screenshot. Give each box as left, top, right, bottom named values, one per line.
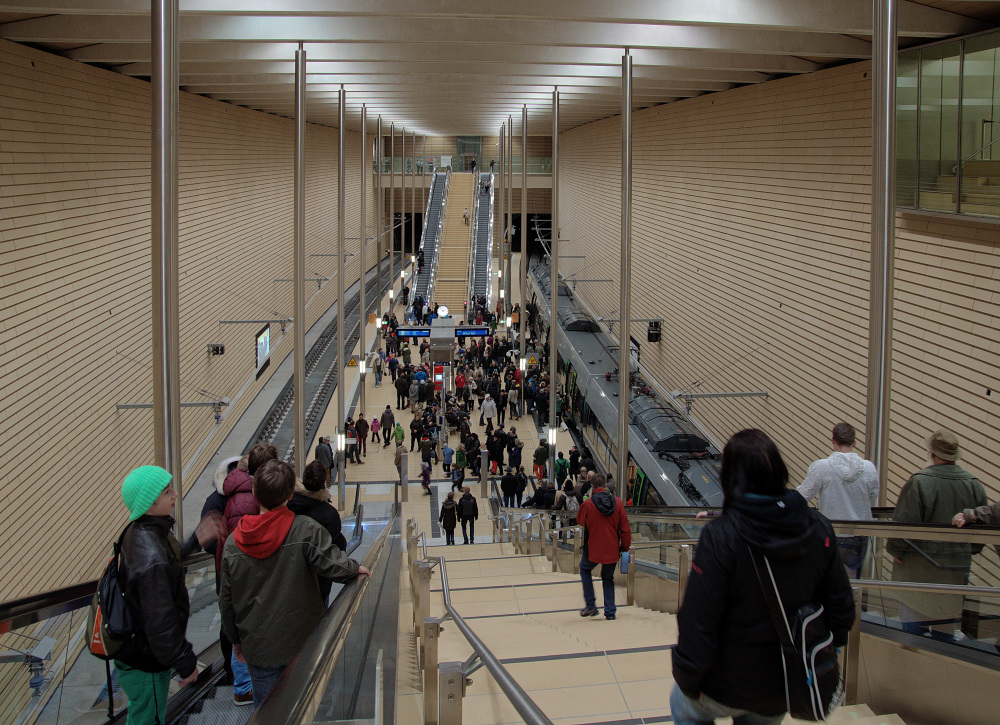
left=114, top=465, right=223, bottom=724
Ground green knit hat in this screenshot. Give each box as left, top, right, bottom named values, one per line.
left=122, top=465, right=173, bottom=521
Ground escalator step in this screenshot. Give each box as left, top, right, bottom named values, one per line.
left=179, top=686, right=252, bottom=725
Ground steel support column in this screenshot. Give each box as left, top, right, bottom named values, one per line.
left=376, top=116, right=383, bottom=322
left=520, top=105, right=528, bottom=415
left=507, top=116, right=513, bottom=303
left=411, top=130, right=416, bottom=287
left=337, top=85, right=346, bottom=509
left=359, top=104, right=367, bottom=415
left=498, top=123, right=504, bottom=312
left=390, top=123, right=396, bottom=309
left=867, top=0, right=898, bottom=503
left=617, top=51, right=633, bottom=494
left=549, top=88, right=559, bottom=484
left=293, top=44, right=307, bottom=482
left=152, top=0, right=183, bottom=535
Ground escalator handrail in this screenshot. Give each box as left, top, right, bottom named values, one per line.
left=249, top=505, right=398, bottom=724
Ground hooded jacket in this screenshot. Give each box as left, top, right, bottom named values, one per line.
left=796, top=451, right=879, bottom=521
left=439, top=499, right=458, bottom=530
left=576, top=488, right=631, bottom=564
left=216, top=467, right=259, bottom=572
left=671, top=490, right=854, bottom=716
left=219, top=509, right=360, bottom=666
left=380, top=408, right=395, bottom=431
left=457, top=492, right=479, bottom=519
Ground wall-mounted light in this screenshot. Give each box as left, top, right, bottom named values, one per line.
left=499, top=289, right=505, bottom=299
left=505, top=316, right=512, bottom=327
left=519, top=358, right=526, bottom=372
left=337, top=433, right=346, bottom=452
left=547, top=427, right=558, bottom=446
left=359, top=360, right=367, bottom=375
left=389, top=289, right=395, bottom=299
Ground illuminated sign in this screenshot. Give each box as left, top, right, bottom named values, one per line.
left=398, top=327, right=431, bottom=337
left=455, top=326, right=490, bottom=337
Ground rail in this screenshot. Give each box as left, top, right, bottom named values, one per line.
left=250, top=505, right=396, bottom=724
left=406, top=518, right=552, bottom=725
left=465, top=173, right=479, bottom=310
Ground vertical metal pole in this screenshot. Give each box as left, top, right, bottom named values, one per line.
left=439, top=661, right=464, bottom=724
left=337, top=85, right=346, bottom=510
left=360, top=104, right=367, bottom=416
left=423, top=618, right=441, bottom=725
left=520, top=105, right=528, bottom=411
left=549, top=88, right=559, bottom=486
left=422, top=134, right=427, bottom=285
left=498, top=123, right=504, bottom=312
left=411, top=130, right=417, bottom=283
left=292, top=43, right=307, bottom=482
left=152, top=0, right=183, bottom=536
left=480, top=448, right=488, bottom=499
left=376, top=116, right=383, bottom=322
left=390, top=123, right=395, bottom=309
left=867, top=0, right=897, bottom=503
left=507, top=116, right=513, bottom=303
left=617, top=51, right=632, bottom=493
left=400, top=448, right=409, bottom=502
left=401, top=125, right=406, bottom=307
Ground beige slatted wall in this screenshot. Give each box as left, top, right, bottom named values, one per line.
left=0, top=39, right=373, bottom=601
left=559, top=60, right=999, bottom=507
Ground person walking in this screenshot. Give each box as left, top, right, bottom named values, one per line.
left=392, top=422, right=406, bottom=448
left=370, top=416, right=381, bottom=447
left=670, top=429, right=854, bottom=725
left=439, top=491, right=459, bottom=544
left=796, top=422, right=879, bottom=578
left=380, top=406, right=395, bottom=447
left=315, top=435, right=334, bottom=479
left=576, top=474, right=630, bottom=620
left=458, top=486, right=479, bottom=544
left=480, top=393, right=497, bottom=431
left=354, top=414, right=370, bottom=459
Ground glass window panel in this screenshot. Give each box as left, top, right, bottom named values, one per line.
left=918, top=42, right=961, bottom=213
left=960, top=33, right=1000, bottom=216
left=897, top=51, right=920, bottom=207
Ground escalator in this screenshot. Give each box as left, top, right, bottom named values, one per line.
left=411, top=172, right=447, bottom=304
left=470, top=172, right=494, bottom=304
left=1, top=505, right=399, bottom=725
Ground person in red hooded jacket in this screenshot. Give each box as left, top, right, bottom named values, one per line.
left=576, top=473, right=631, bottom=620
left=219, top=460, right=369, bottom=708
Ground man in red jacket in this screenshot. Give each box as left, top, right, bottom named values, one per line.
left=576, top=474, right=631, bottom=620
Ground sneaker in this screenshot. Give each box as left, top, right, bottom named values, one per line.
left=580, top=606, right=599, bottom=617
left=605, top=613, right=616, bottom=621
left=234, top=692, right=254, bottom=706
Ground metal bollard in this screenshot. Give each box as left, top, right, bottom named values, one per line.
left=626, top=546, right=636, bottom=606
left=479, top=449, right=488, bottom=499
left=400, top=449, right=409, bottom=502
left=423, top=618, right=441, bottom=724
left=415, top=562, right=432, bottom=639
left=439, top=661, right=464, bottom=725
left=677, top=544, right=691, bottom=611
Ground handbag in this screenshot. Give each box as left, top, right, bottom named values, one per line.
left=747, top=546, right=844, bottom=722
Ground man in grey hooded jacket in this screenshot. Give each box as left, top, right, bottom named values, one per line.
left=796, top=422, right=879, bottom=577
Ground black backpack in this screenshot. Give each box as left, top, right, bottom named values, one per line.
left=88, top=524, right=136, bottom=660
left=748, top=546, right=844, bottom=721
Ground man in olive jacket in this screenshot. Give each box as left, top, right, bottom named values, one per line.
left=220, top=460, right=370, bottom=707
left=888, top=429, right=987, bottom=638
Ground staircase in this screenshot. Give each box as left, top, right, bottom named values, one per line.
left=920, top=159, right=1000, bottom=215
left=399, top=521, right=912, bottom=725
left=432, top=172, right=476, bottom=314
left=412, top=171, right=447, bottom=304
left=470, top=172, right=494, bottom=307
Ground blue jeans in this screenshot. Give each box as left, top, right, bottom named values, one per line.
left=247, top=661, right=288, bottom=709
left=231, top=652, right=252, bottom=696
left=374, top=369, right=383, bottom=386
left=580, top=553, right=617, bottom=617
left=670, top=686, right=784, bottom=725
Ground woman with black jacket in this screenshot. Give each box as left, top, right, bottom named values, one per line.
left=287, top=460, right=348, bottom=602
left=670, top=429, right=854, bottom=724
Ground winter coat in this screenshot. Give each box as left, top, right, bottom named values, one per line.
left=508, top=444, right=523, bottom=470
left=116, top=516, right=198, bottom=676
left=217, top=468, right=259, bottom=572
left=796, top=451, right=878, bottom=520
left=457, top=492, right=479, bottom=520
left=393, top=425, right=406, bottom=444
left=380, top=408, right=395, bottom=430
left=500, top=473, right=517, bottom=497
left=439, top=500, right=458, bottom=530
left=481, top=398, right=498, bottom=419
left=576, top=487, right=631, bottom=564
left=533, top=445, right=548, bottom=466
left=395, top=375, right=410, bottom=395
left=354, top=417, right=370, bottom=440
left=888, top=463, right=987, bottom=618
left=394, top=445, right=404, bottom=468
left=287, top=487, right=349, bottom=603
left=220, top=510, right=360, bottom=666
left=569, top=450, right=581, bottom=476
left=672, top=490, right=854, bottom=716
left=315, top=441, right=334, bottom=470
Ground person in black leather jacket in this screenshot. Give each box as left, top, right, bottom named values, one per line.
left=115, top=466, right=223, bottom=724
left=670, top=429, right=854, bottom=724
left=287, top=460, right=348, bottom=603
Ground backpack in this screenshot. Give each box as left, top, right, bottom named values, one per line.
left=748, top=546, right=844, bottom=721
left=88, top=524, right=136, bottom=660
left=565, top=494, right=580, bottom=513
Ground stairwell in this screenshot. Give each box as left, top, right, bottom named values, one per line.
left=470, top=172, right=494, bottom=305
left=412, top=172, right=448, bottom=304
left=432, top=172, right=476, bottom=313
left=397, top=519, right=911, bottom=725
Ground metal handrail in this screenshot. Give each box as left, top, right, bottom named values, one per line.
left=435, top=555, right=553, bottom=725
left=466, top=173, right=479, bottom=308
left=953, top=135, right=1000, bottom=172
left=250, top=506, right=397, bottom=724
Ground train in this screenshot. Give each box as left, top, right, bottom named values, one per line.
left=525, top=261, right=724, bottom=507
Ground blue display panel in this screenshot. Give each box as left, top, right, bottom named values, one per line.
left=455, top=327, right=490, bottom=337
left=398, top=327, right=431, bottom=337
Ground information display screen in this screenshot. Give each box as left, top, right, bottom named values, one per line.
left=255, top=324, right=271, bottom=379
left=455, top=326, right=490, bottom=337
left=398, top=327, right=431, bottom=337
